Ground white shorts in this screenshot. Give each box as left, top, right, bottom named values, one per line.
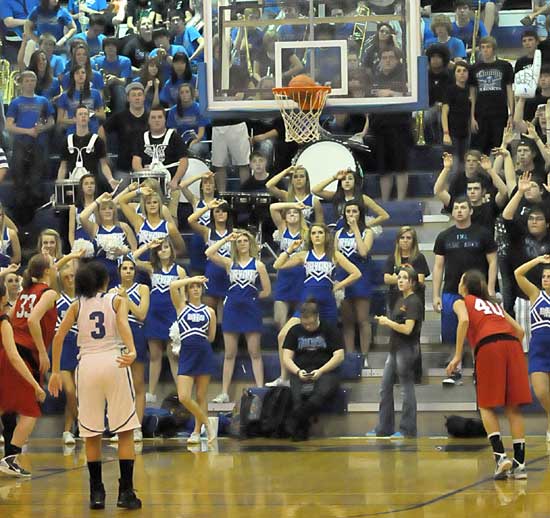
left=75, top=349, right=140, bottom=438
left=211, top=122, right=251, bottom=167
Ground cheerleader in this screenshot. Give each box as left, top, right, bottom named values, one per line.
left=170, top=276, right=216, bottom=443
left=134, top=238, right=186, bottom=403
left=205, top=230, right=271, bottom=403
left=179, top=170, right=217, bottom=274
left=312, top=169, right=389, bottom=229
left=79, top=192, right=137, bottom=288
left=188, top=199, right=233, bottom=313
left=49, top=262, right=142, bottom=510
left=118, top=184, right=185, bottom=259
left=0, top=282, right=46, bottom=477
left=113, top=257, right=150, bottom=440
left=266, top=165, right=324, bottom=225
left=265, top=201, right=307, bottom=387
left=0, top=203, right=21, bottom=267
left=514, top=254, right=550, bottom=441
left=37, top=228, right=63, bottom=261
left=335, top=200, right=375, bottom=364
left=68, top=174, right=97, bottom=247
left=0, top=254, right=58, bottom=477
left=447, top=270, right=531, bottom=480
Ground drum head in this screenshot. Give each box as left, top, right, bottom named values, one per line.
left=294, top=141, right=357, bottom=192
left=180, top=157, right=211, bottom=203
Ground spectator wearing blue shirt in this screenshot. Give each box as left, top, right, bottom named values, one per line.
left=424, top=15, right=466, bottom=61
left=25, top=0, right=76, bottom=46
left=27, top=50, right=61, bottom=101
left=0, top=0, right=39, bottom=62
left=67, top=0, right=108, bottom=32
left=39, top=33, right=66, bottom=76
left=5, top=71, right=55, bottom=225
left=132, top=56, right=161, bottom=110
left=57, top=65, right=105, bottom=135
left=72, top=14, right=107, bottom=57
left=452, top=1, right=488, bottom=53
left=61, top=43, right=105, bottom=91
left=169, top=11, right=205, bottom=64
left=166, top=83, right=209, bottom=159
left=159, top=53, right=197, bottom=107
left=150, top=28, right=188, bottom=83
left=92, top=37, right=132, bottom=113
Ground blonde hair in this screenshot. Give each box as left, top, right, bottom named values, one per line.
left=287, top=166, right=311, bottom=201
left=230, top=229, right=259, bottom=263
left=393, top=226, right=420, bottom=267
left=37, top=229, right=62, bottom=259
left=97, top=199, right=120, bottom=226
left=430, top=14, right=452, bottom=35
left=140, top=190, right=164, bottom=220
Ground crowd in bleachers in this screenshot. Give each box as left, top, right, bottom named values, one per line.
left=0, top=0, right=549, bottom=450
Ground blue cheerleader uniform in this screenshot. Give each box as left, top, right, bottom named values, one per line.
left=295, top=251, right=338, bottom=324
left=74, top=207, right=95, bottom=242
left=295, top=193, right=316, bottom=225
left=0, top=226, right=12, bottom=268
left=94, top=225, right=129, bottom=289
left=137, top=218, right=169, bottom=261
left=336, top=228, right=373, bottom=299
left=222, top=258, right=263, bottom=333
left=145, top=263, right=181, bottom=340
left=177, top=303, right=215, bottom=376
left=189, top=199, right=209, bottom=274
left=204, top=229, right=230, bottom=298
left=56, top=292, right=79, bottom=371
left=528, top=290, right=550, bottom=374
left=273, top=228, right=305, bottom=303
left=118, top=282, right=148, bottom=363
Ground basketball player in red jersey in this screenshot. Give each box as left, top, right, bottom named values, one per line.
left=447, top=270, right=531, bottom=480
left=0, top=254, right=58, bottom=477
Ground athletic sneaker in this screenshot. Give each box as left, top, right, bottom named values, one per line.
left=390, top=432, right=404, bottom=439
left=63, top=431, right=76, bottom=445
left=366, top=430, right=391, bottom=438
left=133, top=429, right=143, bottom=442
left=442, top=370, right=463, bottom=386
left=494, top=456, right=513, bottom=480
left=0, top=456, right=31, bottom=478
left=90, top=483, right=106, bottom=510
left=509, top=462, right=528, bottom=480
left=212, top=393, right=230, bottom=404
left=265, top=377, right=290, bottom=388
left=117, top=485, right=142, bottom=510
left=187, top=432, right=201, bottom=444
left=363, top=357, right=369, bottom=369
left=145, top=392, right=157, bottom=404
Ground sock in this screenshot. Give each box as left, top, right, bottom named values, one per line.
left=119, top=459, right=134, bottom=490
left=1, top=413, right=17, bottom=445
left=513, top=439, right=526, bottom=466
left=87, top=461, right=103, bottom=486
left=5, top=444, right=22, bottom=458
left=488, top=432, right=505, bottom=464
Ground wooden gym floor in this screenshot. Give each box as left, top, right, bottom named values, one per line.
left=1, top=437, right=549, bottom=517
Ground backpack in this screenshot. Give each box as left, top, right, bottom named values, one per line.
left=161, top=393, right=192, bottom=428
left=142, top=407, right=178, bottom=438
left=239, top=387, right=271, bottom=438
left=445, top=415, right=486, bottom=438
left=260, top=387, right=293, bottom=438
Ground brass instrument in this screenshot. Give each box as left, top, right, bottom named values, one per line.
left=243, top=16, right=253, bottom=77
left=415, top=111, right=426, bottom=146
left=0, top=59, right=10, bottom=103
left=352, top=3, right=371, bottom=62
left=470, top=0, right=481, bottom=65
left=4, top=70, right=21, bottom=105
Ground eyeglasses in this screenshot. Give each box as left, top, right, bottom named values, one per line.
left=528, top=215, right=546, bottom=222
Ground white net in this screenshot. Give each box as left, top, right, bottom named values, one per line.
left=272, top=86, right=331, bottom=144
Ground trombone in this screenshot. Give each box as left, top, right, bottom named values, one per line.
left=0, top=59, right=11, bottom=102
left=470, top=0, right=481, bottom=64
left=352, top=3, right=371, bottom=62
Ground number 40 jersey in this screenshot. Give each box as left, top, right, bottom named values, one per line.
left=463, top=294, right=517, bottom=347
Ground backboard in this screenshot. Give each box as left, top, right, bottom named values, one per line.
left=200, top=0, right=427, bottom=117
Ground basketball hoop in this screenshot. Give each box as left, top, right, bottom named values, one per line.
left=272, top=85, right=331, bottom=144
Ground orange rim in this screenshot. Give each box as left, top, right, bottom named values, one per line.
left=273, top=85, right=331, bottom=111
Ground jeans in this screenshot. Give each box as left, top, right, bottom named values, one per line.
left=376, top=346, right=418, bottom=437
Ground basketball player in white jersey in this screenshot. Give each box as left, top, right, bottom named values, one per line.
left=49, top=261, right=142, bottom=510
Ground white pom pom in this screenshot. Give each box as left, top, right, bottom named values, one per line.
left=334, top=288, right=345, bottom=308
left=169, top=321, right=181, bottom=356
left=72, top=239, right=95, bottom=258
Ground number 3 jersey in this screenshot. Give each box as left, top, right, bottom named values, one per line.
left=77, top=293, right=120, bottom=356
left=463, top=294, right=516, bottom=347
left=12, top=282, right=57, bottom=352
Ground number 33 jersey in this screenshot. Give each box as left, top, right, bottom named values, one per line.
left=77, top=293, right=121, bottom=356
left=12, top=282, right=57, bottom=352
left=463, top=294, right=517, bottom=347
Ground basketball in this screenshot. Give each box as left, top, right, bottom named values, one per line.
left=288, top=74, right=323, bottom=111
left=288, top=74, right=317, bottom=88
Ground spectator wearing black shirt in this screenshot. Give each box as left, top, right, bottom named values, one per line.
left=241, top=151, right=270, bottom=192
left=126, top=0, right=159, bottom=34
left=424, top=43, right=452, bottom=145
left=57, top=105, right=118, bottom=193
left=283, top=301, right=344, bottom=441
left=469, top=37, right=514, bottom=154
left=514, top=65, right=550, bottom=132
left=103, top=82, right=149, bottom=172
left=514, top=30, right=539, bottom=75
left=513, top=135, right=549, bottom=186
left=442, top=60, right=470, bottom=170
left=432, top=196, right=497, bottom=383
left=370, top=266, right=423, bottom=438
left=368, top=47, right=412, bottom=201
left=122, top=18, right=156, bottom=71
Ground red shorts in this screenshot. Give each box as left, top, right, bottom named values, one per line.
left=476, top=339, right=532, bottom=409
left=0, top=347, right=42, bottom=418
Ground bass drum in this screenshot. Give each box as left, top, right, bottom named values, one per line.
left=179, top=157, right=211, bottom=203
left=292, top=140, right=360, bottom=192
